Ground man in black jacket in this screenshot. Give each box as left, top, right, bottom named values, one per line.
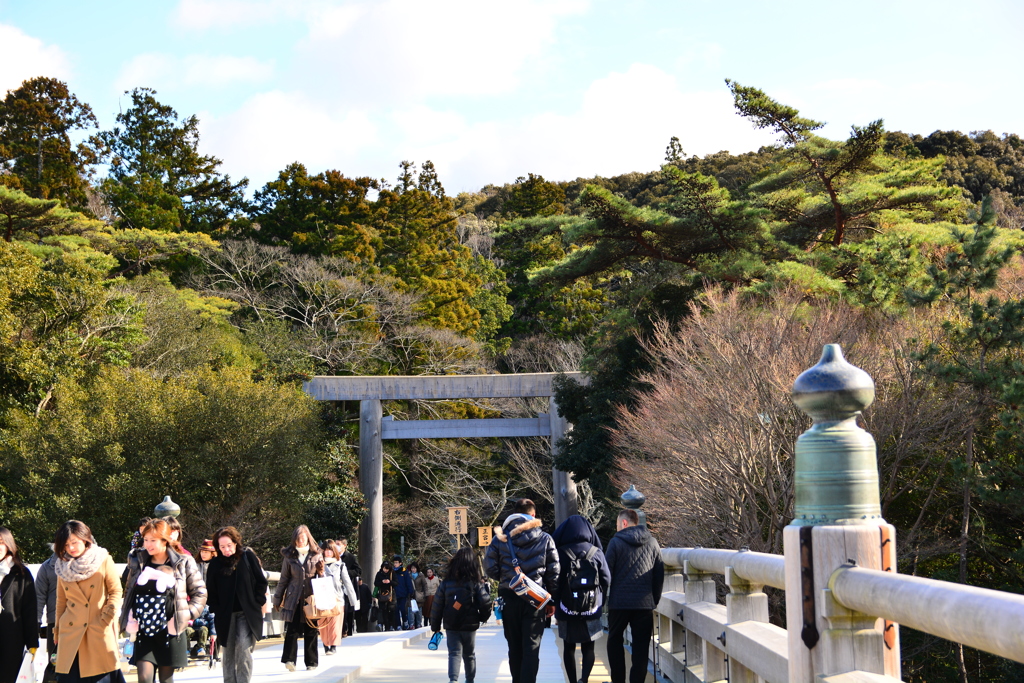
left=605, top=509, right=664, bottom=683
left=484, top=499, right=559, bottom=683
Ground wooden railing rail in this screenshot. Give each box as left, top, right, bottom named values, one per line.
left=829, top=565, right=1024, bottom=665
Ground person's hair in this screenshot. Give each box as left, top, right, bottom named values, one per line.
left=339, top=538, right=348, bottom=545
left=409, top=562, right=419, bottom=572
left=0, top=527, right=26, bottom=571
left=617, top=509, right=640, bottom=527
left=380, top=561, right=391, bottom=571
left=54, top=520, right=95, bottom=560
left=289, top=524, right=317, bottom=551
left=137, top=517, right=152, bottom=529
left=213, top=526, right=244, bottom=571
left=445, top=546, right=480, bottom=584
left=141, top=518, right=174, bottom=552
left=162, top=516, right=185, bottom=553
left=322, top=539, right=340, bottom=559
left=513, top=498, right=536, bottom=515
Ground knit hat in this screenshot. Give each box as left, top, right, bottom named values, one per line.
left=199, top=539, right=216, bottom=553
left=501, top=513, right=532, bottom=530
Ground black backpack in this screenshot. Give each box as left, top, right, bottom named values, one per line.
left=442, top=581, right=484, bottom=629
left=560, top=546, right=600, bottom=616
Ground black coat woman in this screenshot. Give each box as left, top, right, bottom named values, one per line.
left=206, top=527, right=268, bottom=683
left=372, top=562, right=396, bottom=631
left=0, top=527, right=38, bottom=683
left=271, top=525, right=324, bottom=672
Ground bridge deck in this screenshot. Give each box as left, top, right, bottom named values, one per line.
left=158, top=622, right=636, bottom=683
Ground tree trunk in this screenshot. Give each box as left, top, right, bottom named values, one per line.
left=37, top=124, right=44, bottom=192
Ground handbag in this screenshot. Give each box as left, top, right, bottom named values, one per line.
left=303, top=594, right=342, bottom=628
left=504, top=537, right=552, bottom=611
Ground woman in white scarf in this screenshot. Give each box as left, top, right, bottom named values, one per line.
left=52, top=520, right=123, bottom=683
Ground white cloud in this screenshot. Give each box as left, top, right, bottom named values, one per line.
left=0, top=24, right=71, bottom=94
left=295, top=0, right=591, bottom=102
left=115, top=53, right=273, bottom=93
left=198, top=64, right=775, bottom=194
left=198, top=90, right=379, bottom=184
left=404, top=64, right=776, bottom=191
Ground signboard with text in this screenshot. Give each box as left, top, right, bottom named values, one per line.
left=448, top=506, right=469, bottom=535
left=477, top=526, right=493, bottom=546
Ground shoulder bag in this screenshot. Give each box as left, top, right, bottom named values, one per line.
left=504, top=537, right=552, bottom=611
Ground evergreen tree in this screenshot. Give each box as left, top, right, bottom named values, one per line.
left=96, top=88, right=248, bottom=233
left=0, top=77, right=98, bottom=210
left=250, top=162, right=381, bottom=262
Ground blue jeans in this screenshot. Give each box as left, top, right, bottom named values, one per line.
left=446, top=629, right=476, bottom=682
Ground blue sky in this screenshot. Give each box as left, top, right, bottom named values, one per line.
left=2, top=0, right=1022, bottom=194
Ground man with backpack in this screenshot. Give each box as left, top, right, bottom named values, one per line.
left=552, top=515, right=611, bottom=683
left=605, top=509, right=664, bottom=683
left=484, top=499, right=559, bottom=683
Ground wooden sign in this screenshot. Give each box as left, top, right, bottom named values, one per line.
left=478, top=526, right=493, bottom=547
left=447, top=506, right=469, bottom=535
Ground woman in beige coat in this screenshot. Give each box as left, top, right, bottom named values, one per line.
left=53, top=520, right=123, bottom=683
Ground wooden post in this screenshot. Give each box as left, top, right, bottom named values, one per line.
left=785, top=345, right=901, bottom=681
left=359, top=399, right=383, bottom=579
left=726, top=562, right=769, bottom=683
left=550, top=395, right=578, bottom=526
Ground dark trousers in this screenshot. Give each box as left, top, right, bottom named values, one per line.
left=282, top=609, right=318, bottom=667
left=499, top=590, right=546, bottom=683
left=607, top=609, right=654, bottom=683
left=343, top=595, right=355, bottom=636
left=396, top=597, right=411, bottom=628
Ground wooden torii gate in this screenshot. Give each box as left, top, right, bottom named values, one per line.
left=302, top=372, right=583, bottom=575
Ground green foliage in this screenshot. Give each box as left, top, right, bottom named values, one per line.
left=96, top=88, right=248, bottom=233
left=249, top=162, right=381, bottom=262
left=0, top=240, right=143, bottom=420
left=0, top=365, right=342, bottom=559
left=501, top=173, right=566, bottom=219
left=0, top=77, right=98, bottom=210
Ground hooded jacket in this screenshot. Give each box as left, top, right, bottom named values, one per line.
left=551, top=515, right=611, bottom=620
left=35, top=554, right=58, bottom=626
left=483, top=514, right=559, bottom=595
left=604, top=524, right=664, bottom=611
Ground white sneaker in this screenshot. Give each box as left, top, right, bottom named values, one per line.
left=285, top=663, right=296, bottom=672
left=306, top=666, right=318, bottom=671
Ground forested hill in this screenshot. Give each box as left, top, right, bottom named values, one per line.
left=3, top=77, right=1024, bottom=681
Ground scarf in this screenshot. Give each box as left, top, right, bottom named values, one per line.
left=56, top=544, right=108, bottom=583
left=0, top=555, right=13, bottom=580
left=297, top=546, right=309, bottom=565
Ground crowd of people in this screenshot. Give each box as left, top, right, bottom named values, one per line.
left=0, top=497, right=663, bottom=683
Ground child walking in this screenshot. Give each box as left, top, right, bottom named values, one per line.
left=429, top=547, right=492, bottom=683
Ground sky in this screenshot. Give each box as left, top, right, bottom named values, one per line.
left=2, top=0, right=1023, bottom=195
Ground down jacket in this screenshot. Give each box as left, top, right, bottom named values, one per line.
left=119, top=547, right=207, bottom=635
left=483, top=514, right=559, bottom=595
left=551, top=515, right=611, bottom=620
left=604, top=524, right=664, bottom=611
left=272, top=546, right=324, bottom=623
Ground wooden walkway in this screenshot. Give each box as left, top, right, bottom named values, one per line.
left=115, top=622, right=654, bottom=683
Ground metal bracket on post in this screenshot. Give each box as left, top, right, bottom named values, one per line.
left=800, top=526, right=820, bottom=649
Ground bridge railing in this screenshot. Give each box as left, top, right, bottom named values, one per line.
left=653, top=547, right=1024, bottom=683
